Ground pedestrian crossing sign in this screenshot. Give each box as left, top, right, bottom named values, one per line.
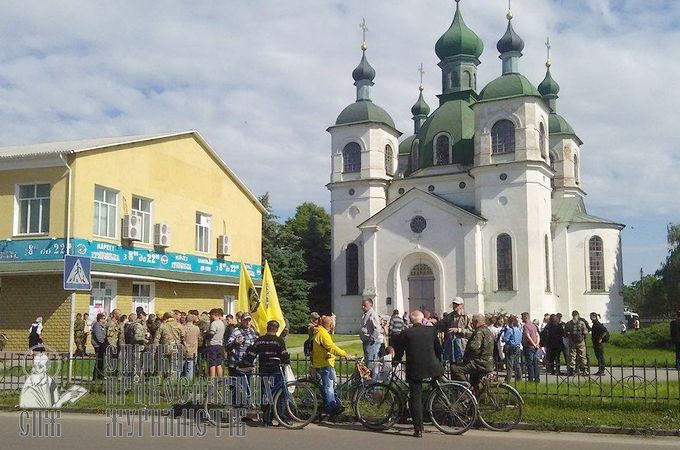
left=63, top=255, right=91, bottom=291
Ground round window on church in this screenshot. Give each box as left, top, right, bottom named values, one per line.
left=398, top=188, right=405, bottom=195
left=500, top=173, right=508, bottom=181
left=428, top=185, right=435, bottom=192
left=459, top=182, right=466, bottom=189
left=410, top=216, right=427, bottom=234
left=349, top=188, right=355, bottom=196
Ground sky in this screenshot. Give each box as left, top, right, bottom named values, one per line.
left=0, top=0, right=677, bottom=283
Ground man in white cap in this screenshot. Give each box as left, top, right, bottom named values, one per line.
left=438, top=297, right=473, bottom=377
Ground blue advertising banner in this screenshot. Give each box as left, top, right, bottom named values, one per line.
left=0, top=238, right=262, bottom=280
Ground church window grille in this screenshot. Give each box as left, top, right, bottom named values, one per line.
left=410, top=264, right=433, bottom=277
left=497, top=233, right=514, bottom=291
left=346, top=243, right=359, bottom=295
left=589, top=236, right=605, bottom=292
left=435, top=135, right=451, bottom=165
left=343, top=142, right=361, bottom=173
left=410, top=216, right=427, bottom=234
left=491, top=120, right=515, bottom=154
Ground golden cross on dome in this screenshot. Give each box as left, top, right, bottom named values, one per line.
left=418, top=63, right=425, bottom=90
left=545, top=37, right=552, bottom=67
left=507, top=0, right=513, bottom=20
left=360, top=18, right=368, bottom=50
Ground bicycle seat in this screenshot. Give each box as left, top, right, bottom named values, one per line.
left=236, top=365, right=256, bottom=374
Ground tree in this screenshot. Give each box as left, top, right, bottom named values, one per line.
left=259, top=193, right=311, bottom=331
left=657, top=223, right=680, bottom=313
left=623, top=274, right=667, bottom=316
left=284, top=203, right=332, bottom=314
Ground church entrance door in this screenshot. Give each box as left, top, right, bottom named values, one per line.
left=408, top=263, right=435, bottom=314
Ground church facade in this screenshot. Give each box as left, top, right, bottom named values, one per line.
left=327, top=2, right=625, bottom=332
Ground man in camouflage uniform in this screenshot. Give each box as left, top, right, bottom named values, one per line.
left=154, top=311, right=186, bottom=377
left=106, top=309, right=124, bottom=349
left=73, top=313, right=86, bottom=356
left=449, top=314, right=495, bottom=389
left=564, top=310, right=588, bottom=376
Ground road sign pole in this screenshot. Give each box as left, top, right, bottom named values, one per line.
left=67, top=291, right=75, bottom=383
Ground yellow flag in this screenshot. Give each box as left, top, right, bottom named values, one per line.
left=261, top=260, right=286, bottom=336
left=238, top=261, right=268, bottom=335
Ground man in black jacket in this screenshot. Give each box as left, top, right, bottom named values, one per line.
left=394, top=310, right=443, bottom=438
left=671, top=309, right=680, bottom=371
left=590, top=312, right=609, bottom=376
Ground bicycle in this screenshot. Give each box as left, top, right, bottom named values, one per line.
left=203, top=362, right=318, bottom=429
left=474, top=372, right=523, bottom=431
left=353, top=365, right=478, bottom=435
left=298, top=357, right=373, bottom=422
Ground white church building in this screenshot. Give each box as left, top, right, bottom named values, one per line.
left=327, top=2, right=625, bottom=332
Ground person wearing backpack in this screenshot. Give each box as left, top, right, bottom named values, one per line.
left=590, top=312, right=609, bottom=376
left=564, top=310, right=588, bottom=376
left=303, top=312, right=320, bottom=358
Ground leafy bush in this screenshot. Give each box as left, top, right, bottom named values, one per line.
left=608, top=323, right=673, bottom=349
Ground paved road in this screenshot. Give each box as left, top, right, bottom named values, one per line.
left=0, top=412, right=678, bottom=450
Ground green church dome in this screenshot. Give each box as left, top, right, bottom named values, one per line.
left=399, top=135, right=415, bottom=155
left=412, top=99, right=475, bottom=169
left=538, top=67, right=560, bottom=97
left=411, top=90, right=431, bottom=117
left=435, top=2, right=484, bottom=60
left=479, top=73, right=541, bottom=102
left=335, top=100, right=396, bottom=129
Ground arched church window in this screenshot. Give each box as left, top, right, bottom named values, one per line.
left=539, top=122, right=547, bottom=160
left=473, top=73, right=477, bottom=90
left=588, top=236, right=605, bottom=292
left=435, top=135, right=451, bottom=165
left=491, top=120, right=515, bottom=154
left=411, top=142, right=420, bottom=172
left=574, top=154, right=580, bottom=184
left=346, top=243, right=359, bottom=295
left=463, top=71, right=472, bottom=89
left=545, top=234, right=552, bottom=293
left=384, top=144, right=394, bottom=176
left=549, top=151, right=557, bottom=190
left=342, top=142, right=361, bottom=173
left=496, top=233, right=513, bottom=291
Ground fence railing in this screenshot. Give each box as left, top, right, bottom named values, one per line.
left=0, top=349, right=678, bottom=406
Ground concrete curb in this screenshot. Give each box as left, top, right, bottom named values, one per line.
left=1, top=404, right=678, bottom=436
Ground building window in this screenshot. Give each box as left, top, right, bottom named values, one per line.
left=496, top=233, right=513, bottom=291
left=132, top=282, right=155, bottom=315
left=411, top=141, right=420, bottom=171
left=132, top=196, right=152, bottom=244
left=589, top=236, right=605, bottom=292
left=16, top=183, right=50, bottom=235
left=342, top=142, right=361, bottom=173
left=574, top=154, right=580, bottom=184
left=545, top=234, right=552, bottom=292
left=93, top=186, right=118, bottom=238
left=491, top=120, right=515, bottom=154
left=195, top=212, right=211, bottom=253
left=90, top=279, right=116, bottom=318
left=435, top=135, right=451, bottom=165
left=539, top=122, right=547, bottom=160
left=345, top=243, right=359, bottom=295
left=384, top=144, right=394, bottom=176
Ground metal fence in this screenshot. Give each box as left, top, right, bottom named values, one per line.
left=1, top=350, right=678, bottom=406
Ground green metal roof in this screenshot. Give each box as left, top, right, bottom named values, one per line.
left=335, top=100, right=396, bottom=129
left=399, top=135, right=415, bottom=155
left=411, top=90, right=431, bottom=117
left=549, top=112, right=582, bottom=144
left=552, top=197, right=624, bottom=228
left=479, top=73, right=541, bottom=102
left=412, top=98, right=475, bottom=170
left=435, top=3, right=484, bottom=60
left=538, top=67, right=560, bottom=97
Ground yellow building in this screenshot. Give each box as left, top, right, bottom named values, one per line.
left=0, top=131, right=264, bottom=352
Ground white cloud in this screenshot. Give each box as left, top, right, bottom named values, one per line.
left=0, top=0, right=677, bottom=266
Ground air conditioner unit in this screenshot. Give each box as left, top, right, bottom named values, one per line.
left=154, top=223, right=171, bottom=247
left=122, top=214, right=142, bottom=241
left=217, top=235, right=231, bottom=256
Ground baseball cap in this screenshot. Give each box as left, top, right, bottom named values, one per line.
left=452, top=297, right=464, bottom=305
left=241, top=313, right=252, bottom=320
left=310, top=312, right=320, bottom=320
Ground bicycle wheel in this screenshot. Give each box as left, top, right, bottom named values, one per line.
left=354, top=382, right=403, bottom=430
left=273, top=380, right=318, bottom=429
left=203, top=380, right=232, bottom=428
left=476, top=383, right=523, bottom=431
left=428, top=382, right=477, bottom=435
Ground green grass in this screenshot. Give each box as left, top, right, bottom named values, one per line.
left=586, top=345, right=675, bottom=367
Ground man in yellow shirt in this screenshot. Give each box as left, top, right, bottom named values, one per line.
left=312, top=315, right=350, bottom=416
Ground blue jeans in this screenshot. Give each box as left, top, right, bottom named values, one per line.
left=317, top=367, right=340, bottom=414
left=260, top=367, right=283, bottom=425
left=182, top=358, right=195, bottom=380
left=453, top=338, right=465, bottom=363
left=363, top=341, right=381, bottom=372
left=230, top=367, right=252, bottom=408
left=524, top=347, right=539, bottom=382
left=443, top=337, right=453, bottom=363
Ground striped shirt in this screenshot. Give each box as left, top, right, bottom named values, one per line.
left=243, top=334, right=290, bottom=370
left=389, top=315, right=405, bottom=335
left=225, top=326, right=258, bottom=367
